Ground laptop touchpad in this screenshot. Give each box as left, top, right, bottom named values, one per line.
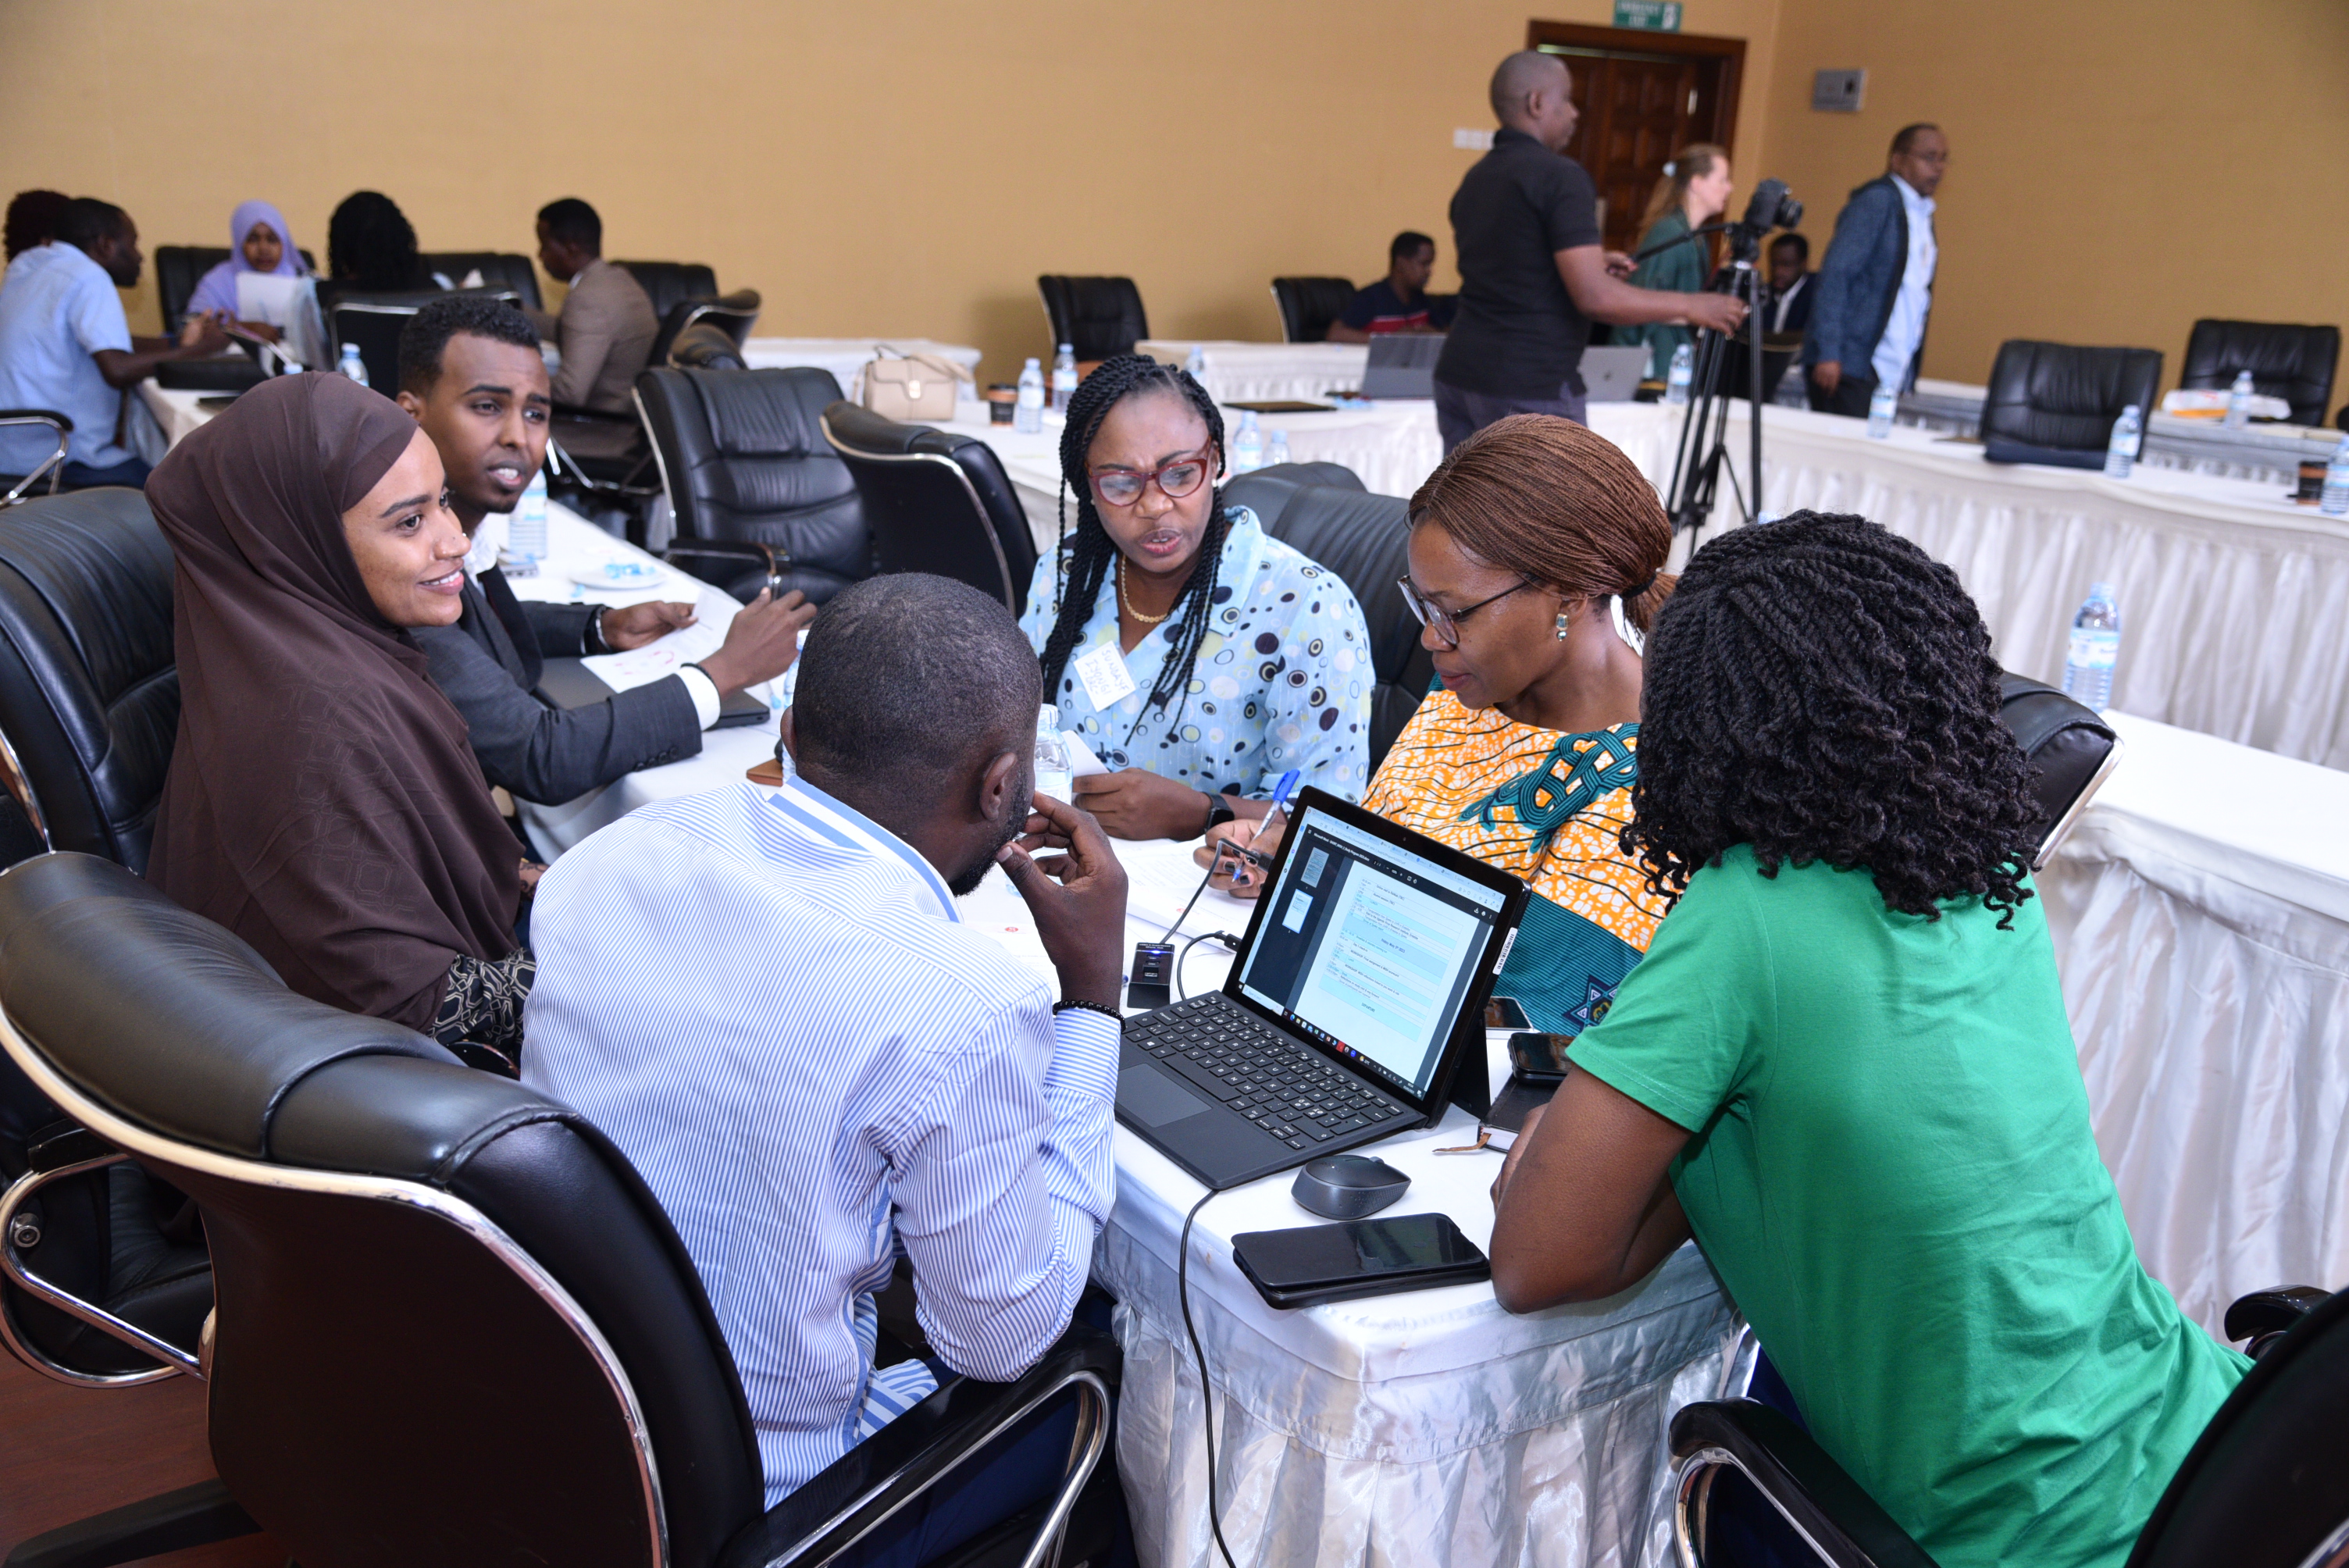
left=1123, top=1066, right=1214, bottom=1128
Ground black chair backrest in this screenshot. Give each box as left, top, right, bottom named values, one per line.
left=1037, top=276, right=1150, bottom=361
left=329, top=287, right=522, bottom=397
left=0, top=851, right=766, bottom=1567
left=154, top=246, right=320, bottom=334
left=615, top=261, right=720, bottom=326
left=822, top=401, right=1039, bottom=615
left=1983, top=340, right=2164, bottom=452
left=636, top=367, right=871, bottom=604
left=1222, top=465, right=1428, bottom=769
left=668, top=321, right=748, bottom=370
left=2130, top=1285, right=2349, bottom=1567
left=650, top=290, right=761, bottom=371
left=1271, top=276, right=1356, bottom=344
left=416, top=251, right=543, bottom=311
left=0, top=490, right=177, bottom=875
left=1997, top=673, right=2119, bottom=868
left=2179, top=319, right=2341, bottom=428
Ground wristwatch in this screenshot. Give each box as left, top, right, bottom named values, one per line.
left=1202, top=791, right=1237, bottom=836
left=584, top=604, right=611, bottom=656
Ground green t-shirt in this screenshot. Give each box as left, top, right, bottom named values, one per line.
left=1568, top=847, right=2247, bottom=1568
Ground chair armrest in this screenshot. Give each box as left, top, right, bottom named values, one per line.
left=1671, top=1399, right=1941, bottom=1568
left=2225, top=1285, right=2332, bottom=1357
left=718, top=1322, right=1121, bottom=1568
left=24, top=1123, right=112, bottom=1174
left=1, top=1478, right=258, bottom=1568
left=0, top=410, right=73, bottom=504
left=663, top=540, right=784, bottom=603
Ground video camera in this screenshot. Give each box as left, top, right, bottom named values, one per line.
left=1723, top=178, right=1802, bottom=260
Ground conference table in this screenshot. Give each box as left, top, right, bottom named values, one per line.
left=739, top=337, right=983, bottom=407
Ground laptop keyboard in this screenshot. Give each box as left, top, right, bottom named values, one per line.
left=1128, top=996, right=1406, bottom=1150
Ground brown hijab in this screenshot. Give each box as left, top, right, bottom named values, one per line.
left=148, top=372, right=519, bottom=1031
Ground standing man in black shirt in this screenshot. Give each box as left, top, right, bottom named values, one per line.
left=1436, top=50, right=1748, bottom=450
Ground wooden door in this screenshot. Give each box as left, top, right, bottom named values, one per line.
left=1527, top=21, right=1745, bottom=257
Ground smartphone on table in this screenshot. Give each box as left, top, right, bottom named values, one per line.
left=1231, top=1213, right=1491, bottom=1309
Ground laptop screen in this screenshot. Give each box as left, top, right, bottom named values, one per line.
left=1232, top=803, right=1509, bottom=1102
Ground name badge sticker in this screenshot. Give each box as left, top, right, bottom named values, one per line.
left=1073, top=642, right=1139, bottom=711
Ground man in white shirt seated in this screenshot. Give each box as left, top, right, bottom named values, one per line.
left=523, top=572, right=1128, bottom=1563
left=0, top=197, right=228, bottom=490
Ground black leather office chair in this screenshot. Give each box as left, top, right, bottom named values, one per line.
left=651, top=290, right=763, bottom=371
left=0, top=850, right=1119, bottom=1568
left=1221, top=464, right=1429, bottom=769
left=327, top=287, right=524, bottom=396
left=0, top=489, right=178, bottom=876
left=821, top=403, right=1038, bottom=615
left=1271, top=277, right=1356, bottom=344
left=0, top=412, right=71, bottom=507
left=672, top=321, right=750, bottom=370
left=616, top=260, right=720, bottom=324
left=1036, top=277, right=1149, bottom=362
left=417, top=250, right=543, bottom=311
left=636, top=368, right=872, bottom=605
left=2178, top=319, right=2341, bottom=428
left=1980, top=340, right=2164, bottom=468
left=153, top=246, right=319, bottom=334
left=1998, top=673, right=2120, bottom=868
left=1670, top=1285, right=2345, bottom=1568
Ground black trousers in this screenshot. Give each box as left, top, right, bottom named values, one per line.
left=1805, top=369, right=1877, bottom=418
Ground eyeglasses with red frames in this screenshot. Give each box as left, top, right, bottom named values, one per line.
left=1089, top=444, right=1217, bottom=508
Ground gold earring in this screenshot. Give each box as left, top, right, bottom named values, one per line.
left=1554, top=608, right=1571, bottom=641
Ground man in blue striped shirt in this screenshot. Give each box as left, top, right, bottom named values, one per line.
left=523, top=575, right=1127, bottom=1545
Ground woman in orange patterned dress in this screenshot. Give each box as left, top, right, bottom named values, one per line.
left=1202, top=412, right=1674, bottom=1036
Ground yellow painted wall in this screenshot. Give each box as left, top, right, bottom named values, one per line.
left=1759, top=0, right=2349, bottom=392
left=0, top=0, right=1779, bottom=381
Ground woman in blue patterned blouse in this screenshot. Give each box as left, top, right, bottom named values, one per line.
left=1018, top=355, right=1373, bottom=839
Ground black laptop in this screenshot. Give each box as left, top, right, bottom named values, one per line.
left=1117, top=788, right=1527, bottom=1190
left=536, top=657, right=768, bottom=727
left=1359, top=333, right=1445, bottom=399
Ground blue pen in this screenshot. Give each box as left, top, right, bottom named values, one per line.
left=1228, top=769, right=1301, bottom=888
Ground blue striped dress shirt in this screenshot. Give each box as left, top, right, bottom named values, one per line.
left=522, top=777, right=1121, bottom=1506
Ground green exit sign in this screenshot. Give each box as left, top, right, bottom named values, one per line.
left=1613, top=0, right=1683, bottom=28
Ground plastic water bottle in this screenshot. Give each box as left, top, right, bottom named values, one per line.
left=1050, top=344, right=1078, bottom=415
left=2223, top=369, right=2255, bottom=431
left=1866, top=380, right=1899, bottom=439
left=2103, top=404, right=2142, bottom=479
left=1034, top=704, right=1073, bottom=804
left=1015, top=358, right=1045, bottom=434
left=1185, top=345, right=1207, bottom=381
left=510, top=469, right=549, bottom=561
left=337, top=344, right=368, bottom=388
left=1266, top=429, right=1291, bottom=468
left=2321, top=433, right=2349, bottom=517
left=1665, top=343, right=1694, bottom=407
left=1232, top=410, right=1265, bottom=473
left=2062, top=584, right=2123, bottom=713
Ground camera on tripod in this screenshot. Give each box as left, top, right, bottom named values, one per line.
left=1723, top=178, right=1802, bottom=262
left=1664, top=176, right=1803, bottom=537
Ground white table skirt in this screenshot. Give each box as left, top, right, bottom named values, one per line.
left=2035, top=712, right=2349, bottom=1335
left=739, top=337, right=982, bottom=407
left=1714, top=406, right=2349, bottom=770
left=1137, top=340, right=1369, bottom=405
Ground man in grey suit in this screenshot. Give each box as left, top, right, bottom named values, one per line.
left=397, top=295, right=811, bottom=804
left=529, top=197, right=660, bottom=415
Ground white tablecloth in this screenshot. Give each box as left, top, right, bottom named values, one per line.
left=1136, top=340, right=1370, bottom=405
left=739, top=337, right=982, bottom=406
left=1898, top=378, right=2341, bottom=486
left=1722, top=405, right=2349, bottom=769
left=2036, top=712, right=2349, bottom=1335
left=134, top=382, right=216, bottom=451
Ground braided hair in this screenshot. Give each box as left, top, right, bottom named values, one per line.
left=1037, top=354, right=1229, bottom=741
left=1624, top=511, right=2042, bottom=926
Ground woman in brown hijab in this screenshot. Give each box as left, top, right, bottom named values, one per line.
left=148, top=372, right=535, bottom=1064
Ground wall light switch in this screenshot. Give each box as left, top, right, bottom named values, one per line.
left=1812, top=69, right=1866, bottom=112
left=1454, top=127, right=1494, bottom=151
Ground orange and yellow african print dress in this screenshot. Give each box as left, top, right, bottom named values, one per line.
left=1362, top=689, right=1668, bottom=1037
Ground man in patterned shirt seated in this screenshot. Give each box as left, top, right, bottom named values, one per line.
left=523, top=573, right=1128, bottom=1561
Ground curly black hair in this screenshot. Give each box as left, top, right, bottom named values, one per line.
left=1624, top=511, right=2042, bottom=926
left=1035, top=353, right=1228, bottom=741
left=327, top=190, right=422, bottom=290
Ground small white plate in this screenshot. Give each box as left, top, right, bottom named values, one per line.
left=568, top=560, right=668, bottom=592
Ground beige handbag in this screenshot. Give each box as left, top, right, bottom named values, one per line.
left=861, top=347, right=968, bottom=422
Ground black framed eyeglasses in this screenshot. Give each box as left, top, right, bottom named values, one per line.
left=1397, top=575, right=1533, bottom=648
left=1089, top=445, right=1217, bottom=508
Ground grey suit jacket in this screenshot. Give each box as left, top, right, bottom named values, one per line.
left=415, top=568, right=702, bottom=804
left=529, top=258, right=661, bottom=414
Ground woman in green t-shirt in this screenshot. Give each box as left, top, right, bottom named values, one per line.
left=1488, top=514, right=2249, bottom=1568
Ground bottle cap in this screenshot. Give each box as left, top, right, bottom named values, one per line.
left=1039, top=702, right=1060, bottom=731
left=1057, top=344, right=1072, bottom=354
left=1025, top=357, right=1040, bottom=367
left=2091, top=581, right=2116, bottom=600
